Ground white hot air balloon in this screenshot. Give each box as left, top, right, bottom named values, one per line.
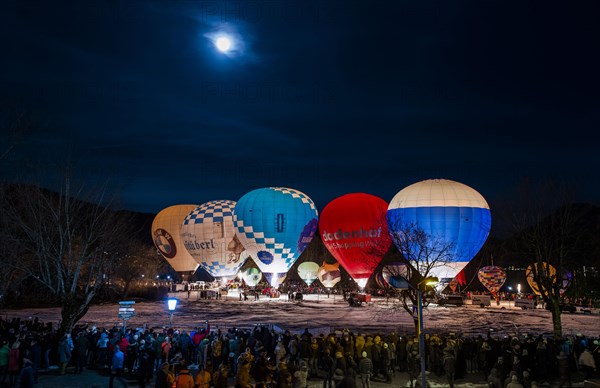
left=181, top=200, right=247, bottom=282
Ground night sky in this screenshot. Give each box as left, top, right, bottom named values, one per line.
left=1, top=1, right=599, bottom=228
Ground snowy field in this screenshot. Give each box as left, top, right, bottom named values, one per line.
left=4, top=291, right=599, bottom=339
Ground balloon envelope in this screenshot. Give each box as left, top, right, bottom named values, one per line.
left=234, top=187, right=318, bottom=275
left=298, top=261, right=320, bottom=286
left=242, top=267, right=262, bottom=287
left=318, top=262, right=341, bottom=288
left=152, top=205, right=200, bottom=273
left=526, top=262, right=570, bottom=296
left=181, top=200, right=247, bottom=279
left=477, top=266, right=507, bottom=295
left=387, top=179, right=492, bottom=280
left=264, top=272, right=287, bottom=288
left=319, top=193, right=392, bottom=288
left=382, top=262, right=410, bottom=290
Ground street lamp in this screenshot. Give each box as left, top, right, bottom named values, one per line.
left=415, top=277, right=439, bottom=388
left=167, top=298, right=178, bottom=327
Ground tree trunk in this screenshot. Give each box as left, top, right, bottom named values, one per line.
left=550, top=304, right=563, bottom=340
left=57, top=293, right=92, bottom=338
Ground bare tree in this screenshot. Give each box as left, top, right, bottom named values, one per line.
left=508, top=179, right=583, bottom=339
left=111, top=242, right=162, bottom=299
left=382, top=221, right=456, bottom=328
left=0, top=180, right=132, bottom=337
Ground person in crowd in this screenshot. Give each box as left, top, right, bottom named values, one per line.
left=74, top=330, right=90, bottom=374
left=57, top=335, right=71, bottom=375
left=18, top=357, right=34, bottom=388
left=443, top=345, right=456, bottom=388
left=579, top=347, right=597, bottom=380
left=195, top=363, right=213, bottom=388
left=0, top=340, right=10, bottom=385
left=358, top=351, right=372, bottom=388
left=175, top=361, right=194, bottom=388
left=109, top=344, right=127, bottom=388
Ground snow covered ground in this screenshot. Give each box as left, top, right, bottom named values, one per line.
left=5, top=291, right=599, bottom=340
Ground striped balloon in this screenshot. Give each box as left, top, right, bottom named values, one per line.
left=387, top=179, right=492, bottom=281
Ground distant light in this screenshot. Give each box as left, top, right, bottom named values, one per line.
left=167, top=298, right=178, bottom=312
left=216, top=36, right=232, bottom=52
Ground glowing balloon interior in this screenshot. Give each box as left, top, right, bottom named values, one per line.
left=180, top=200, right=247, bottom=280
left=382, top=262, right=409, bottom=290
left=297, top=261, right=320, bottom=286
left=477, top=266, right=506, bottom=295
left=152, top=205, right=200, bottom=273
left=242, top=267, right=262, bottom=287
left=264, top=272, right=287, bottom=289
left=319, top=193, right=391, bottom=287
left=318, top=262, right=341, bottom=289
left=234, top=187, right=318, bottom=277
left=387, top=179, right=492, bottom=280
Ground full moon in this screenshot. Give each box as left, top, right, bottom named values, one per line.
left=215, top=36, right=232, bottom=53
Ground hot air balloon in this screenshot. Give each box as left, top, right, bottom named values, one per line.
left=319, top=193, right=392, bottom=289
left=387, top=179, right=492, bottom=282
left=242, top=267, right=262, bottom=287
left=318, top=262, right=341, bottom=289
left=375, top=271, right=389, bottom=289
left=264, top=272, right=287, bottom=289
left=233, top=187, right=318, bottom=288
left=477, top=266, right=507, bottom=295
left=525, top=262, right=570, bottom=296
left=298, top=261, right=320, bottom=286
left=382, top=262, right=410, bottom=290
left=180, top=200, right=247, bottom=282
left=152, top=205, right=200, bottom=273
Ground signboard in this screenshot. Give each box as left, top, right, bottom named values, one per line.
left=118, top=301, right=135, bottom=320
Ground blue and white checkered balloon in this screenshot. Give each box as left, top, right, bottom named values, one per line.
left=233, top=187, right=318, bottom=286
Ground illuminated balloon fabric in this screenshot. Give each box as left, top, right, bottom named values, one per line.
left=477, top=266, right=506, bottom=295
left=382, top=262, right=409, bottom=290
left=387, top=179, right=492, bottom=280
left=525, top=262, right=570, bottom=296
left=375, top=271, right=388, bottom=289
left=318, top=262, right=341, bottom=288
left=181, top=200, right=247, bottom=279
left=264, top=272, right=287, bottom=288
left=233, top=187, right=318, bottom=276
left=319, top=193, right=392, bottom=288
left=152, top=205, right=200, bottom=273
left=298, top=261, right=320, bottom=286
left=242, top=267, right=262, bottom=287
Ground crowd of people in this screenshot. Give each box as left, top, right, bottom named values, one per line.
left=0, top=315, right=598, bottom=388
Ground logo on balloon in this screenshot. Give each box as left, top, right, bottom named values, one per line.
left=153, top=228, right=177, bottom=259
left=257, top=251, right=274, bottom=265
left=297, top=219, right=318, bottom=253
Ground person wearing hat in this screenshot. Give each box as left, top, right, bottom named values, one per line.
left=109, top=344, right=127, bottom=388
left=358, top=351, right=372, bottom=388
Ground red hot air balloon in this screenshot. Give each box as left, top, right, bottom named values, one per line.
left=319, top=193, right=392, bottom=289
